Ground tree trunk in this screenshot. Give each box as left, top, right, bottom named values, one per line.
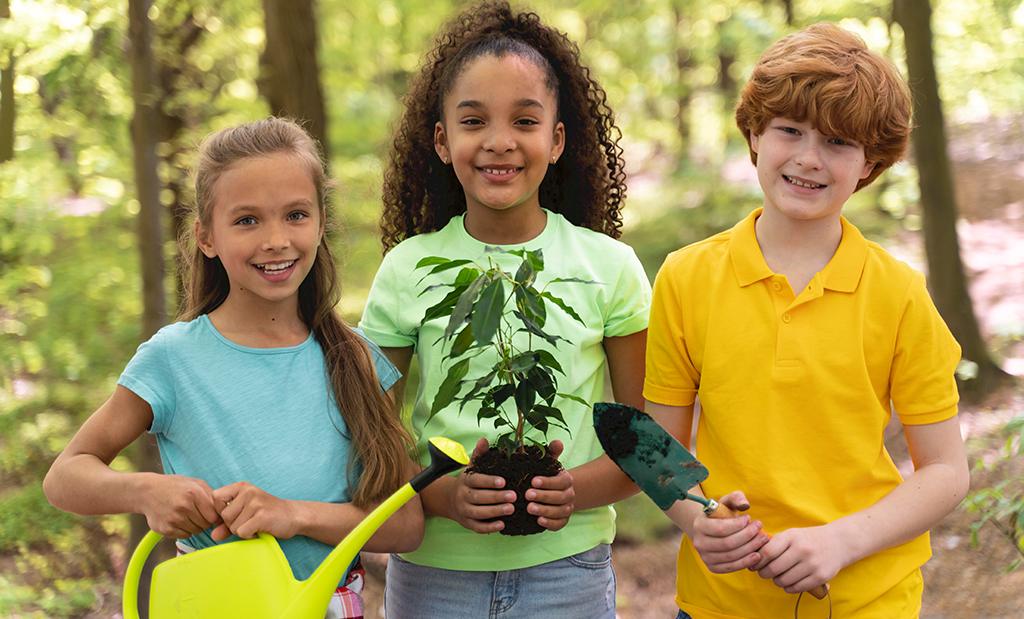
left=671, top=0, right=693, bottom=162
left=127, top=0, right=172, bottom=613
left=259, top=0, right=329, bottom=159
left=0, top=0, right=14, bottom=163
left=894, top=0, right=1009, bottom=395
left=781, top=0, right=795, bottom=26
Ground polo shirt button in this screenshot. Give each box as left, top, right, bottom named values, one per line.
left=772, top=281, right=782, bottom=292
left=782, top=312, right=791, bottom=323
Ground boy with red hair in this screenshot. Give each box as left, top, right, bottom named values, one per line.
left=645, top=23, right=969, bottom=618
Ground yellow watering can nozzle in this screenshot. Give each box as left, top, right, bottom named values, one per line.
left=430, top=436, right=470, bottom=465
left=410, top=437, right=469, bottom=492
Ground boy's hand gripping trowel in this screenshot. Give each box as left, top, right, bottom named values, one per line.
left=122, top=436, right=469, bottom=619
left=592, top=402, right=828, bottom=600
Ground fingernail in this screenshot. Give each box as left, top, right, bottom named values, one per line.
left=505, top=505, right=514, bottom=514
left=525, top=490, right=536, bottom=500
left=505, top=492, right=516, bottom=502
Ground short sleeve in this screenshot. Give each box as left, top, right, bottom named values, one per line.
left=891, top=272, right=961, bottom=425
left=643, top=253, right=700, bottom=407
left=118, top=332, right=176, bottom=434
left=359, top=251, right=418, bottom=349
left=602, top=246, right=652, bottom=337
left=356, top=329, right=402, bottom=392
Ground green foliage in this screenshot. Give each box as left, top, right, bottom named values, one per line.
left=0, top=485, right=79, bottom=552
left=963, top=415, right=1024, bottom=571
left=417, top=249, right=594, bottom=454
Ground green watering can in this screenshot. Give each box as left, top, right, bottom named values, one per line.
left=122, top=436, right=468, bottom=619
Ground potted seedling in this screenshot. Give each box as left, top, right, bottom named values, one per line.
left=416, top=248, right=594, bottom=535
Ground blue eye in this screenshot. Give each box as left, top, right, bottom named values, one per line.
left=288, top=211, right=309, bottom=221
left=235, top=216, right=257, bottom=226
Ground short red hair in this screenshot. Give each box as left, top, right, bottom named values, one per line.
left=735, top=23, right=911, bottom=190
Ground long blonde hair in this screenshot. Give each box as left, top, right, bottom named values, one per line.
left=180, top=117, right=413, bottom=506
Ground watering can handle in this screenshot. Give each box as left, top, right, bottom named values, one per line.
left=122, top=529, right=163, bottom=619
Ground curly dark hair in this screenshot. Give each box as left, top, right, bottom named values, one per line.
left=380, top=0, right=626, bottom=252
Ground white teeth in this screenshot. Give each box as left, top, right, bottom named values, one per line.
left=785, top=175, right=824, bottom=189
left=257, top=260, right=295, bottom=272
left=483, top=168, right=517, bottom=176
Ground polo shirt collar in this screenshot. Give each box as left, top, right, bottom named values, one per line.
left=728, top=208, right=868, bottom=292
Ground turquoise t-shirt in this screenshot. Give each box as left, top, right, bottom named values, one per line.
left=360, top=210, right=651, bottom=570
left=118, top=314, right=400, bottom=581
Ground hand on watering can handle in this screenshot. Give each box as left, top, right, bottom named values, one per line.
left=211, top=482, right=300, bottom=541
left=139, top=473, right=221, bottom=539
left=691, top=491, right=769, bottom=573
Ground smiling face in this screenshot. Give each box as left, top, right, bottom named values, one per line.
left=196, top=151, right=323, bottom=312
left=434, top=53, right=565, bottom=220
left=751, top=117, right=875, bottom=225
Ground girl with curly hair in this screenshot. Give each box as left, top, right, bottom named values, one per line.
left=359, top=2, right=650, bottom=617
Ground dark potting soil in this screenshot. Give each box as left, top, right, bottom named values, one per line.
left=593, top=407, right=639, bottom=460
left=468, top=444, right=563, bottom=536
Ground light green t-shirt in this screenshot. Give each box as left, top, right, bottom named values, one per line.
left=360, top=210, right=651, bottom=570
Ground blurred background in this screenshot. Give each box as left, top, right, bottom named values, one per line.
left=0, top=0, right=1021, bottom=616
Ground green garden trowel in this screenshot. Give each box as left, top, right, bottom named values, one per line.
left=593, top=402, right=828, bottom=600
left=592, top=402, right=728, bottom=516
left=122, top=436, right=469, bottom=619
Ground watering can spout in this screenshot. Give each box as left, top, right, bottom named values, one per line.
left=123, top=436, right=468, bottom=619
left=287, top=437, right=468, bottom=616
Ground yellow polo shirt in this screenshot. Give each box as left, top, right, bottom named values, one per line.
left=644, top=208, right=960, bottom=619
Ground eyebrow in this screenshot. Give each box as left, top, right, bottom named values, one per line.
left=455, top=98, right=546, bottom=110
left=225, top=200, right=313, bottom=216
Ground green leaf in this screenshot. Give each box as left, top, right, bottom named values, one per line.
left=541, top=291, right=586, bottom=326
left=514, top=379, right=536, bottom=413
left=549, top=276, right=600, bottom=285
left=429, top=358, right=470, bottom=419
left=462, top=369, right=499, bottom=404
left=490, top=384, right=515, bottom=409
left=514, top=310, right=563, bottom=346
left=415, top=256, right=451, bottom=269
left=527, top=366, right=556, bottom=403
left=534, top=404, right=567, bottom=427
left=535, top=349, right=565, bottom=375
left=450, top=324, right=475, bottom=357
left=422, top=285, right=466, bottom=323
left=515, top=286, right=546, bottom=327
left=446, top=275, right=488, bottom=339
left=454, top=267, right=482, bottom=286
left=514, top=259, right=536, bottom=288
left=557, top=392, right=589, bottom=407
left=527, top=249, right=544, bottom=272
left=495, top=433, right=517, bottom=453
left=471, top=279, right=505, bottom=345
left=508, top=351, right=539, bottom=373
left=419, top=258, right=474, bottom=283
left=478, top=406, right=501, bottom=419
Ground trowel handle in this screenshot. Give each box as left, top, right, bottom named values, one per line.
left=706, top=501, right=829, bottom=601
left=122, top=530, right=162, bottom=619
left=703, top=498, right=744, bottom=519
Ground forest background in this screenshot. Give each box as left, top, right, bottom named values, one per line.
left=0, top=0, right=1022, bottom=617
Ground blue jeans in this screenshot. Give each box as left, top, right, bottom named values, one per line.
left=385, top=544, right=616, bottom=619
left=676, top=612, right=692, bottom=619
